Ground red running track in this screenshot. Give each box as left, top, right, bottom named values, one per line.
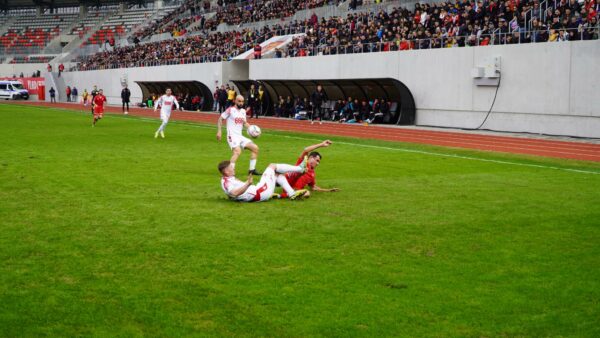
left=13, top=101, right=600, bottom=162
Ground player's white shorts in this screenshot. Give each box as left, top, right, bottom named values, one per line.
left=227, top=134, right=253, bottom=150
left=160, top=112, right=171, bottom=122
left=251, top=167, right=276, bottom=202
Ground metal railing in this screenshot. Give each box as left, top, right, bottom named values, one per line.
left=284, top=27, right=599, bottom=56
left=72, top=26, right=598, bottom=71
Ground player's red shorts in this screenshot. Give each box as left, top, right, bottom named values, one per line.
left=93, top=107, right=104, bottom=117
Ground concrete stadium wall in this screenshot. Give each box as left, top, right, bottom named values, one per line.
left=59, top=62, right=229, bottom=105
left=18, top=40, right=598, bottom=138
left=249, top=40, right=600, bottom=138
left=0, top=64, right=46, bottom=78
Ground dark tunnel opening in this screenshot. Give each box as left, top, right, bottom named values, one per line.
left=233, top=78, right=416, bottom=125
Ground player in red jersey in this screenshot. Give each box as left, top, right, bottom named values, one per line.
left=278, top=140, right=339, bottom=198
left=92, top=89, right=107, bottom=127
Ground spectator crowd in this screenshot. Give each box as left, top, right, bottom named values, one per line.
left=77, top=0, right=599, bottom=70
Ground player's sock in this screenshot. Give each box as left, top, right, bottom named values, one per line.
left=249, top=159, right=257, bottom=171
left=157, top=121, right=168, bottom=132
left=276, top=175, right=295, bottom=197
left=274, top=164, right=303, bottom=174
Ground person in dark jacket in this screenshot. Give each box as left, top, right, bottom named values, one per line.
left=310, top=84, right=328, bottom=124
left=121, top=85, right=131, bottom=114
left=49, top=87, right=56, bottom=103
left=217, top=85, right=227, bottom=113
left=247, top=84, right=259, bottom=119
left=90, top=85, right=99, bottom=114
left=71, top=87, right=78, bottom=103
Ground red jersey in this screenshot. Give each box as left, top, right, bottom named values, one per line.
left=285, top=152, right=316, bottom=190
left=93, top=94, right=106, bottom=113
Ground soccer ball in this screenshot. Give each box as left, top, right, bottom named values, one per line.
left=247, top=125, right=261, bottom=138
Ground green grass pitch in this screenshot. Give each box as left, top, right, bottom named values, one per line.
left=1, top=104, right=599, bottom=337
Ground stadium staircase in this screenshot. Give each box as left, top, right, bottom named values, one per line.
left=42, top=15, right=90, bottom=55
left=44, top=71, right=66, bottom=102
left=55, top=12, right=116, bottom=63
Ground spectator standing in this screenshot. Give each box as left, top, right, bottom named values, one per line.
left=47, top=64, right=52, bottom=73
left=310, top=84, right=328, bottom=125
left=247, top=84, right=259, bottom=119
left=82, top=89, right=89, bottom=106
left=253, top=43, right=262, bottom=59
left=213, top=87, right=219, bottom=111
left=19, top=72, right=23, bottom=78
left=66, top=86, right=71, bottom=102
left=58, top=63, right=65, bottom=77
left=121, top=85, right=131, bottom=114
left=71, top=87, right=78, bottom=103
left=275, top=96, right=285, bottom=117
left=285, top=96, right=294, bottom=118
left=49, top=87, right=56, bottom=103
left=218, top=85, right=227, bottom=112
left=226, top=86, right=236, bottom=108
left=258, top=85, right=265, bottom=116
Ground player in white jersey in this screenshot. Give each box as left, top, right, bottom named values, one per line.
left=216, top=94, right=261, bottom=175
left=218, top=160, right=309, bottom=202
left=154, top=88, right=180, bottom=138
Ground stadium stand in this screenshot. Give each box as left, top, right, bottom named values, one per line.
left=80, top=4, right=182, bottom=46
left=212, top=0, right=342, bottom=26
left=0, top=11, right=78, bottom=55
left=136, top=0, right=213, bottom=39
left=74, top=0, right=600, bottom=70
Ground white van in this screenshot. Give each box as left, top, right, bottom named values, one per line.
left=0, top=80, right=30, bottom=100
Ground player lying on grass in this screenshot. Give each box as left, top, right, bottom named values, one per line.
left=218, top=160, right=309, bottom=202
left=216, top=95, right=261, bottom=175
left=154, top=88, right=180, bottom=139
left=277, top=140, right=340, bottom=199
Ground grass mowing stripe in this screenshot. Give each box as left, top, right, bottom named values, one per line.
left=113, top=112, right=600, bottom=176
left=15, top=104, right=600, bottom=175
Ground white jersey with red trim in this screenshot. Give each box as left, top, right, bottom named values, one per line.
left=221, top=106, right=246, bottom=138
left=155, top=95, right=179, bottom=115
left=221, top=168, right=276, bottom=202
left=221, top=176, right=257, bottom=202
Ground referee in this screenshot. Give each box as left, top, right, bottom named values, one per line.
left=90, top=85, right=99, bottom=115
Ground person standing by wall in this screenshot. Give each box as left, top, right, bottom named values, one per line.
left=49, top=87, right=56, bottom=103
left=121, top=85, right=131, bottom=114
left=71, top=87, right=78, bottom=103
left=213, top=86, right=219, bottom=111
left=226, top=85, right=236, bottom=109
left=218, top=85, right=227, bottom=113
left=248, top=84, right=259, bottom=119
left=82, top=89, right=89, bottom=106
left=258, top=85, right=265, bottom=116
left=65, top=86, right=71, bottom=102
left=310, top=84, right=328, bottom=125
